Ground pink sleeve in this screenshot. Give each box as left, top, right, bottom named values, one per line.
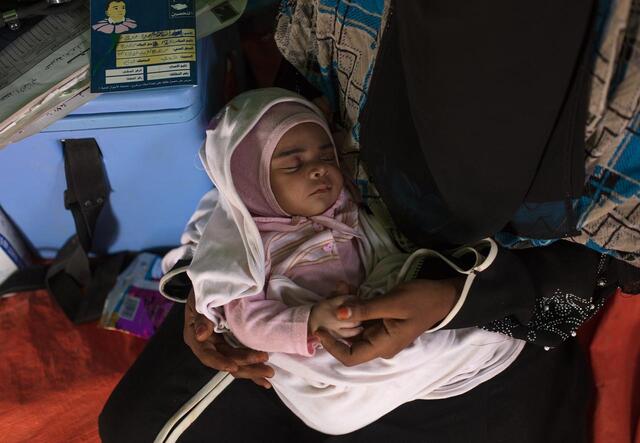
left=223, top=293, right=317, bottom=357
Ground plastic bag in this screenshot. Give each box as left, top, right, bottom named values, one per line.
left=100, top=253, right=173, bottom=338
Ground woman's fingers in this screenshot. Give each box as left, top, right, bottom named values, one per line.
left=183, top=289, right=272, bottom=377
left=216, top=342, right=270, bottom=366
left=231, top=363, right=275, bottom=381
left=190, top=340, right=239, bottom=372
left=317, top=319, right=408, bottom=365
left=316, top=329, right=380, bottom=366
left=250, top=377, right=272, bottom=389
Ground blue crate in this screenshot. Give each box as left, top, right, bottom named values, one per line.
left=0, top=35, right=224, bottom=257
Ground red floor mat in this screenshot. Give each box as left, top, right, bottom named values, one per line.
left=0, top=290, right=146, bottom=443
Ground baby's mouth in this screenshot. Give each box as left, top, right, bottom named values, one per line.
left=310, top=185, right=332, bottom=196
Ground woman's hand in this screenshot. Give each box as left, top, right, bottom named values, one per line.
left=184, top=290, right=275, bottom=388
left=315, top=278, right=464, bottom=366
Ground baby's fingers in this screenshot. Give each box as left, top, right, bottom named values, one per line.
left=335, top=326, right=364, bottom=338
left=334, top=320, right=361, bottom=329
left=332, top=281, right=357, bottom=297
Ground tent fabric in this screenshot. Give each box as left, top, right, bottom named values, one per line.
left=0, top=289, right=637, bottom=442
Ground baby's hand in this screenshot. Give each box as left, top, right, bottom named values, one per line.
left=309, top=295, right=362, bottom=338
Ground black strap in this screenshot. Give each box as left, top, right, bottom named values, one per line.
left=61, top=138, right=109, bottom=251
left=0, top=138, right=127, bottom=323
left=46, top=241, right=127, bottom=323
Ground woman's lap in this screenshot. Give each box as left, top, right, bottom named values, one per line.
left=100, top=304, right=592, bottom=443
left=99, top=304, right=216, bottom=442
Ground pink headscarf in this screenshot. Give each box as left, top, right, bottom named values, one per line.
left=229, top=101, right=360, bottom=237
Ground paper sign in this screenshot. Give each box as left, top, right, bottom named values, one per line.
left=90, top=0, right=197, bottom=92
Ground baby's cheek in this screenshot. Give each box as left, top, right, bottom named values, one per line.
left=283, top=178, right=301, bottom=200
left=270, top=180, right=287, bottom=207
left=331, top=168, right=344, bottom=187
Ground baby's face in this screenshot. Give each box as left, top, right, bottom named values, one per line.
left=270, top=122, right=343, bottom=217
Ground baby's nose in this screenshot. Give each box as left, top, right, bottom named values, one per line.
left=309, top=162, right=328, bottom=178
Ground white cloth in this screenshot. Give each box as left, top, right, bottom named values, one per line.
left=161, top=88, right=525, bottom=435
left=269, top=328, right=523, bottom=435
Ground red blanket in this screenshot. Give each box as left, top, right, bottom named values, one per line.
left=588, top=291, right=640, bottom=443
left=0, top=291, right=145, bottom=443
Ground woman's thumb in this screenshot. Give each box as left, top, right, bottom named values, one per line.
left=194, top=315, right=215, bottom=341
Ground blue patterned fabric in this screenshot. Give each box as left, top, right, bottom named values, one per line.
left=277, top=0, right=386, bottom=144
